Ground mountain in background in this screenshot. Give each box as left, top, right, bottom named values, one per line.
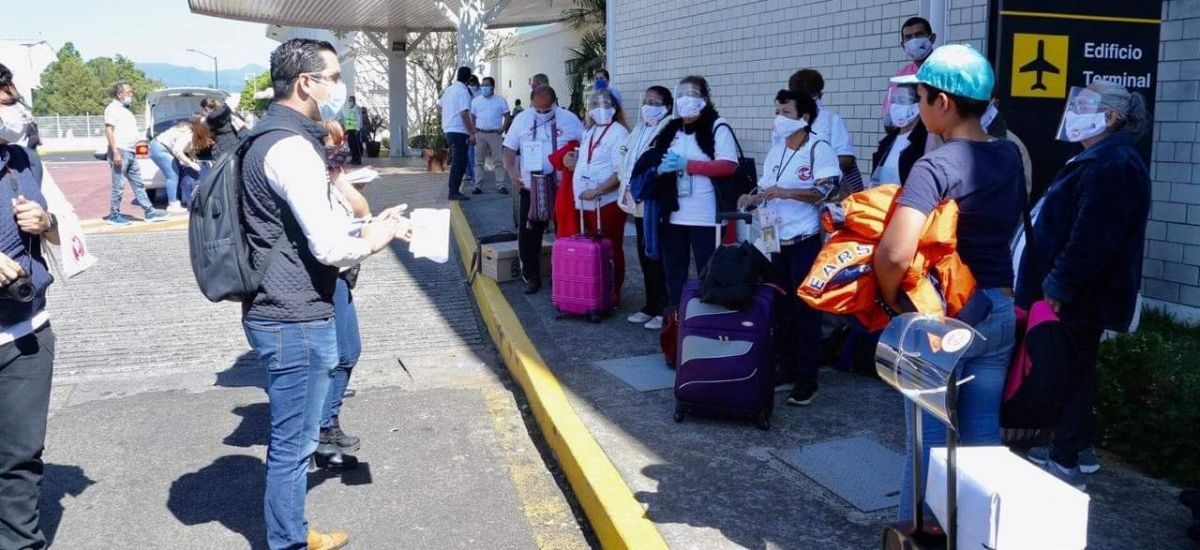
left=136, top=62, right=267, bottom=93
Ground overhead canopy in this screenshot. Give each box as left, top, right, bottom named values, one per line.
left=188, top=0, right=571, bottom=32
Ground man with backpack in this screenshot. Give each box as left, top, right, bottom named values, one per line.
left=233, top=38, right=406, bottom=550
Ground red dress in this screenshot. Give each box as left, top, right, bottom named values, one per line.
left=548, top=140, right=581, bottom=238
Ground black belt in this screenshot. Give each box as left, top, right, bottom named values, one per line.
left=478, top=129, right=502, bottom=134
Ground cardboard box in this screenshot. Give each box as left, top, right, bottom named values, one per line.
left=479, top=239, right=553, bottom=282
left=927, top=446, right=1089, bottom=549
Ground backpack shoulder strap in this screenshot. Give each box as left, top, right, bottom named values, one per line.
left=238, top=127, right=306, bottom=287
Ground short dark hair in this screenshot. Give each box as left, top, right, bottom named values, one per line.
left=468, top=75, right=480, bottom=86
left=594, top=68, right=610, bottom=80
left=788, top=69, right=825, bottom=98
left=456, top=66, right=472, bottom=83
left=647, top=85, right=673, bottom=114
left=270, top=38, right=337, bottom=99
left=200, top=98, right=221, bottom=111
left=482, top=76, right=495, bottom=86
left=774, top=89, right=819, bottom=122
left=920, top=83, right=989, bottom=118
left=112, top=80, right=131, bottom=98
left=0, top=63, right=12, bottom=90
left=901, top=17, right=933, bottom=36
left=532, top=85, right=558, bottom=104
left=514, top=99, right=522, bottom=105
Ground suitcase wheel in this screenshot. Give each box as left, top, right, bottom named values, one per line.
left=588, top=313, right=602, bottom=324
left=554, top=308, right=564, bottom=320
left=673, top=406, right=685, bottom=423
left=757, top=410, right=770, bottom=431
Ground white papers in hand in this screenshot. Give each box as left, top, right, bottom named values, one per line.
left=343, top=167, right=381, bottom=186
left=409, top=208, right=450, bottom=264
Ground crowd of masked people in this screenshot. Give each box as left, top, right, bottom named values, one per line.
left=441, top=14, right=1155, bottom=524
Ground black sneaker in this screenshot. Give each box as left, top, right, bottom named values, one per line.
left=498, top=187, right=509, bottom=195
left=471, top=187, right=483, bottom=195
left=448, top=192, right=471, bottom=201
left=786, top=383, right=817, bottom=406
left=328, top=417, right=361, bottom=451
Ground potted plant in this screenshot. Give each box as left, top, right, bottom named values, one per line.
left=413, top=116, right=450, bottom=172
left=364, top=111, right=384, bottom=158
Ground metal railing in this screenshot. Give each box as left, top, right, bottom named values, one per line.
left=33, top=114, right=148, bottom=140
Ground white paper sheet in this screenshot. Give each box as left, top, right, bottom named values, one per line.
left=343, top=167, right=381, bottom=185
left=409, top=208, right=450, bottom=264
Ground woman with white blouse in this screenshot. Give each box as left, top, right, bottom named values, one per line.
left=571, top=89, right=631, bottom=304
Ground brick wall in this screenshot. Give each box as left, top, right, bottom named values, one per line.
left=1145, top=0, right=1200, bottom=322
left=611, top=0, right=988, bottom=176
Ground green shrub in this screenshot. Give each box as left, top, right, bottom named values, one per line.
left=1096, top=310, right=1200, bottom=485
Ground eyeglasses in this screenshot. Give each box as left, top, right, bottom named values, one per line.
left=902, top=30, right=932, bottom=42
left=305, top=71, right=343, bottom=84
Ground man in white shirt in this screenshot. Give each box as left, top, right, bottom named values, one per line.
left=238, top=38, right=409, bottom=550
left=103, top=82, right=166, bottom=226
left=788, top=69, right=862, bottom=195
left=439, top=66, right=476, bottom=201
left=469, top=76, right=511, bottom=195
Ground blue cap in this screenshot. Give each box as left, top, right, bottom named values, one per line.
left=891, top=44, right=995, bottom=102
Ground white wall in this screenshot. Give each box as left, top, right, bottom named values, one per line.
left=610, top=0, right=988, bottom=174
left=0, top=40, right=57, bottom=103
left=497, top=24, right=583, bottom=108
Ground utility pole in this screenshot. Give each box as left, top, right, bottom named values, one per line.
left=187, top=49, right=219, bottom=90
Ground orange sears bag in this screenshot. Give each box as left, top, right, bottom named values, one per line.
left=798, top=185, right=976, bottom=331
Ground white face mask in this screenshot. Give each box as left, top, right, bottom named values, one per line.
left=772, top=115, right=808, bottom=142
left=904, top=37, right=934, bottom=61
left=316, top=79, right=348, bottom=122
left=889, top=103, right=920, bottom=129
left=675, top=96, right=706, bottom=119
left=1061, top=112, right=1108, bottom=142
left=0, top=103, right=30, bottom=144
left=589, top=107, right=615, bottom=125
left=641, top=105, right=668, bottom=125
left=535, top=108, right=555, bottom=123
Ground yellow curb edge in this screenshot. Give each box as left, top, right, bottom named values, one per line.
left=450, top=203, right=667, bottom=550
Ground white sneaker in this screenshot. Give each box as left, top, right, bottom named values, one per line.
left=166, top=202, right=187, bottom=215
left=627, top=311, right=653, bottom=324
left=643, top=316, right=664, bottom=330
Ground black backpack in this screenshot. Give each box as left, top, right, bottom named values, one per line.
left=698, top=241, right=776, bottom=310
left=188, top=129, right=294, bottom=303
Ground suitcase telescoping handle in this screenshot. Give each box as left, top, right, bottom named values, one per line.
left=713, top=211, right=752, bottom=247
left=578, top=198, right=603, bottom=236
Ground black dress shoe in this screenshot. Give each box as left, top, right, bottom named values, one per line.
left=523, top=279, right=541, bottom=294
left=471, top=188, right=483, bottom=195
left=498, top=187, right=509, bottom=195
left=449, top=192, right=471, bottom=201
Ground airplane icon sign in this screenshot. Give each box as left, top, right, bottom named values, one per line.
left=1011, top=33, right=1069, bottom=98
left=1020, top=40, right=1060, bottom=91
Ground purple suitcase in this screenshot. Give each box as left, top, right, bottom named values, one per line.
left=673, top=280, right=780, bottom=429
left=552, top=202, right=615, bottom=323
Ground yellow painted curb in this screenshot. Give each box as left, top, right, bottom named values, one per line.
left=450, top=203, right=667, bottom=550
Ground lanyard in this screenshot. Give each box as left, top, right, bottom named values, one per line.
left=532, top=113, right=556, bottom=140
left=586, top=123, right=614, bottom=163
left=774, top=146, right=803, bottom=184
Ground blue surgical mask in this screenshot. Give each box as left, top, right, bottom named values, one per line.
left=317, top=80, right=348, bottom=122
left=481, top=86, right=494, bottom=97
left=594, top=78, right=608, bottom=91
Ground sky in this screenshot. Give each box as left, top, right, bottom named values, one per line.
left=7, top=0, right=277, bottom=70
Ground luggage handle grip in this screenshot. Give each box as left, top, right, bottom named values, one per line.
left=577, top=198, right=603, bottom=237
left=713, top=211, right=751, bottom=247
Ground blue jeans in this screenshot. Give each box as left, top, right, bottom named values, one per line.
left=147, top=140, right=179, bottom=204
left=110, top=148, right=154, bottom=214
left=446, top=132, right=469, bottom=196
left=771, top=235, right=823, bottom=389
left=897, top=288, right=1016, bottom=522
left=467, top=143, right=476, bottom=181
left=661, top=223, right=719, bottom=314
left=321, top=277, right=362, bottom=429
left=242, top=317, right=337, bottom=550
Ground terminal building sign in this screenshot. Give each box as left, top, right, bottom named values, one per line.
left=989, top=0, right=1162, bottom=196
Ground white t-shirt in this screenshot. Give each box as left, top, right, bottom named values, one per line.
left=668, top=117, right=738, bottom=227
left=104, top=100, right=141, bottom=149
left=574, top=122, right=630, bottom=209
left=871, top=130, right=911, bottom=187
left=502, top=107, right=585, bottom=189
left=440, top=81, right=473, bottom=134
left=773, top=106, right=854, bottom=158
left=471, top=94, right=510, bottom=131
left=760, top=137, right=841, bottom=240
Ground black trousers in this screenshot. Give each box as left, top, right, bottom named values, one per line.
left=632, top=216, right=667, bottom=316
left=0, top=325, right=55, bottom=550
left=518, top=189, right=549, bottom=282
left=1050, top=322, right=1104, bottom=468
left=346, top=129, right=363, bottom=165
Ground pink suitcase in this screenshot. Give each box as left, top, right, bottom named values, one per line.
left=552, top=201, right=615, bottom=323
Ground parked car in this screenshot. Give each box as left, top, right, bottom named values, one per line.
left=95, top=87, right=230, bottom=195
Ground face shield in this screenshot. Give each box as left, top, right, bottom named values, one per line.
left=674, top=83, right=707, bottom=118
left=1056, top=86, right=1110, bottom=143
left=587, top=93, right=614, bottom=110
left=587, top=92, right=616, bottom=125
left=888, top=85, right=921, bottom=129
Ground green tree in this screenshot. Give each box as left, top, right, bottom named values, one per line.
left=239, top=71, right=271, bottom=113
left=86, top=55, right=162, bottom=113
left=32, top=42, right=104, bottom=116
left=563, top=0, right=607, bottom=113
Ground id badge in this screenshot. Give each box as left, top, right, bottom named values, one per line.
left=676, top=172, right=693, bottom=197
left=520, top=141, right=544, bottom=172
left=755, top=203, right=782, bottom=254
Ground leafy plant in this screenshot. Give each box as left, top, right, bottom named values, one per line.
left=239, top=71, right=271, bottom=114
left=1096, top=311, right=1200, bottom=485
left=563, top=0, right=606, bottom=113
left=33, top=43, right=160, bottom=116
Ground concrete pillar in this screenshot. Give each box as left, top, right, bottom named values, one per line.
left=455, top=0, right=488, bottom=70
left=387, top=28, right=409, bottom=158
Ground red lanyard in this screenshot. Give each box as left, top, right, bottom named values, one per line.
left=586, top=123, right=614, bottom=163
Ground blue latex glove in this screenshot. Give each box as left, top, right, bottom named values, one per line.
left=657, top=151, right=687, bottom=174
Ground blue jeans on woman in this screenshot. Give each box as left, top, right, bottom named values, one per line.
left=321, top=276, right=362, bottom=429
left=242, top=317, right=337, bottom=550
left=147, top=139, right=179, bottom=204
left=660, top=223, right=718, bottom=314
left=897, top=287, right=1016, bottom=522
